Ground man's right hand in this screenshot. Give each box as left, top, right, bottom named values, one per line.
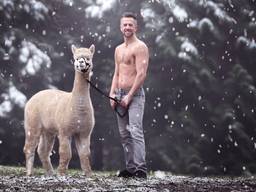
left=110, top=94, right=117, bottom=109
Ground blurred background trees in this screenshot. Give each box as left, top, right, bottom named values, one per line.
left=0, top=0, right=256, bottom=176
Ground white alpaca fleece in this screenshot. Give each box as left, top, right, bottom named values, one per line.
left=23, top=44, right=95, bottom=176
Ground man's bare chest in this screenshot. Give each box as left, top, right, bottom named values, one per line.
left=117, top=48, right=135, bottom=65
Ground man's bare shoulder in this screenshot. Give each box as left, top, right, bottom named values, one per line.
left=115, top=44, right=124, bottom=51
left=131, top=40, right=148, bottom=56
left=135, top=39, right=148, bottom=50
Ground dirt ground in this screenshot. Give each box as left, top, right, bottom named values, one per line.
left=0, top=166, right=256, bottom=192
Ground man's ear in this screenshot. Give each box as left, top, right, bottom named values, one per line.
left=89, top=44, right=95, bottom=55
left=135, top=25, right=138, bottom=32
left=71, top=45, right=76, bottom=54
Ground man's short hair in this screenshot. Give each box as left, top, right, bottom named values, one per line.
left=121, top=12, right=137, bottom=21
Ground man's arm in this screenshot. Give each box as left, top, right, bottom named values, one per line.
left=109, top=47, right=119, bottom=109
left=121, top=43, right=149, bottom=107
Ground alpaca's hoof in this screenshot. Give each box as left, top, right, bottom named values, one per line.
left=57, top=172, right=66, bottom=176
left=83, top=171, right=92, bottom=177
left=45, top=170, right=55, bottom=176
left=26, top=171, right=33, bottom=176
left=57, top=169, right=66, bottom=176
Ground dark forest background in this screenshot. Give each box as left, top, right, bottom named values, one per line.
left=0, top=0, right=256, bottom=176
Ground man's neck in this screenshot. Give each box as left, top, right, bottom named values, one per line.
left=124, top=35, right=137, bottom=46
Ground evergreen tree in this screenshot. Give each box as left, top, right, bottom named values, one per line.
left=142, top=0, right=256, bottom=175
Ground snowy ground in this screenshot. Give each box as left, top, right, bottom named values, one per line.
left=0, top=166, right=256, bottom=192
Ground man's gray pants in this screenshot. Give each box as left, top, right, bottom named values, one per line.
left=115, top=87, right=147, bottom=173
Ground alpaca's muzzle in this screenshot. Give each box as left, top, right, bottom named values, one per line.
left=74, top=58, right=92, bottom=73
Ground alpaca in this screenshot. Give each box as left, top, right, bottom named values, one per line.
left=23, top=44, right=95, bottom=176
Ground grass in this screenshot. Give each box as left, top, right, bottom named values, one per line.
left=0, top=165, right=117, bottom=177
left=0, top=165, right=27, bottom=176
left=0, top=165, right=81, bottom=176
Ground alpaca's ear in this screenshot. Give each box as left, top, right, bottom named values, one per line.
left=71, top=45, right=76, bottom=54
left=89, top=44, right=95, bottom=55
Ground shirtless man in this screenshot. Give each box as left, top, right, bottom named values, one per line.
left=109, top=12, right=149, bottom=179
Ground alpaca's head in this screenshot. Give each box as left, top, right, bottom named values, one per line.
left=71, top=44, right=95, bottom=74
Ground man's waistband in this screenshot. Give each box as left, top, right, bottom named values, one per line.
left=115, top=87, right=144, bottom=96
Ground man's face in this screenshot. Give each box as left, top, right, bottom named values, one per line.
left=120, top=17, right=137, bottom=38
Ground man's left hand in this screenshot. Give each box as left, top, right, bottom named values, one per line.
left=120, top=95, right=132, bottom=108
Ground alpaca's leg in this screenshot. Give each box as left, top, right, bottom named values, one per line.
left=37, top=132, right=55, bottom=175
left=75, top=134, right=92, bottom=176
left=57, top=135, right=72, bottom=175
left=23, top=124, right=41, bottom=176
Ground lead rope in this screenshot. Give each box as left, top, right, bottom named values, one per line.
left=86, top=79, right=128, bottom=118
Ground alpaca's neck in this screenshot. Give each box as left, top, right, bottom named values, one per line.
left=72, top=71, right=90, bottom=97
